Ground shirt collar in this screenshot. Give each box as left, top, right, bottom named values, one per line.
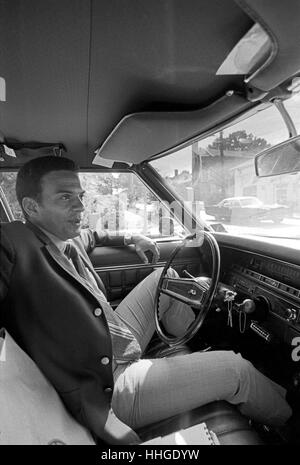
left=39, top=226, right=67, bottom=253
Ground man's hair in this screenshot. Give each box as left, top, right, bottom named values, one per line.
left=16, top=156, right=78, bottom=211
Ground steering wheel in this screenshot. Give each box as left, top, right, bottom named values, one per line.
left=154, top=232, right=220, bottom=346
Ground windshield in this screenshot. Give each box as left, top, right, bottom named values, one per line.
left=150, top=94, right=300, bottom=245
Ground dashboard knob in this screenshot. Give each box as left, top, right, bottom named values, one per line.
left=241, top=299, right=256, bottom=314
left=286, top=308, right=297, bottom=321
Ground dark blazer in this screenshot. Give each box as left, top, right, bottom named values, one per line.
left=0, top=221, right=128, bottom=444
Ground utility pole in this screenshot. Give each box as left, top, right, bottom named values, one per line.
left=192, top=142, right=200, bottom=191
left=219, top=131, right=226, bottom=198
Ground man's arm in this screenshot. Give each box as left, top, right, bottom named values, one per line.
left=123, top=233, right=160, bottom=263
left=80, top=229, right=160, bottom=264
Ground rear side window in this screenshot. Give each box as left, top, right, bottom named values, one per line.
left=0, top=172, right=23, bottom=220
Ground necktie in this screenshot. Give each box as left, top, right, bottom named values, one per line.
left=64, top=242, right=141, bottom=363
left=64, top=242, right=93, bottom=284
left=64, top=242, right=107, bottom=296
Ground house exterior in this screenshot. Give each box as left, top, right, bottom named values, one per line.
left=232, top=158, right=300, bottom=214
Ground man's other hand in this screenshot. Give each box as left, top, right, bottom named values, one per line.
left=104, top=409, right=141, bottom=445
left=128, top=234, right=160, bottom=264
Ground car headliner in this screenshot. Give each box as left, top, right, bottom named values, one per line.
left=0, top=0, right=300, bottom=169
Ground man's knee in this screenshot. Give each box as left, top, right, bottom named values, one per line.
left=234, top=354, right=253, bottom=379
left=233, top=354, right=255, bottom=397
left=147, top=267, right=178, bottom=284
left=224, top=352, right=253, bottom=388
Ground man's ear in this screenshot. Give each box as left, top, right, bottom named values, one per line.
left=22, top=197, right=40, bottom=218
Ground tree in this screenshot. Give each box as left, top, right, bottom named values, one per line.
left=208, top=130, right=270, bottom=153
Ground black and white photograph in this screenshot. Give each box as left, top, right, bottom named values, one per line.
left=0, top=0, right=300, bottom=451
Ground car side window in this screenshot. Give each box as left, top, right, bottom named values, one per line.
left=79, top=172, right=184, bottom=238
left=231, top=200, right=240, bottom=207
left=0, top=171, right=183, bottom=238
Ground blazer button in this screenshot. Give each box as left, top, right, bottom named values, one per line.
left=101, top=356, right=110, bottom=365
left=94, top=308, right=102, bottom=317
left=104, top=387, right=113, bottom=393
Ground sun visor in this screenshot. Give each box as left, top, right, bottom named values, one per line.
left=236, top=0, right=300, bottom=92
left=93, top=94, right=251, bottom=165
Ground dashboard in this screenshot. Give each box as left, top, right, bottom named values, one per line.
left=220, top=245, right=300, bottom=347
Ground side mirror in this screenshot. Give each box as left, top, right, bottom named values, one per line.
left=255, top=134, right=300, bottom=177
left=210, top=223, right=227, bottom=233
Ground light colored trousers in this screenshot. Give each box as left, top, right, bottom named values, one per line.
left=112, top=268, right=292, bottom=429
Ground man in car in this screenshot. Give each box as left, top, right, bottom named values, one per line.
left=0, top=156, right=292, bottom=444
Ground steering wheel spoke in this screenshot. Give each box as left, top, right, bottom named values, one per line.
left=155, top=232, right=220, bottom=345
left=160, top=277, right=207, bottom=309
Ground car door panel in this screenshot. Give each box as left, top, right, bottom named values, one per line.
left=89, top=240, right=205, bottom=305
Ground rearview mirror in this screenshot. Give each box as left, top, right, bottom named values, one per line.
left=255, top=134, right=300, bottom=177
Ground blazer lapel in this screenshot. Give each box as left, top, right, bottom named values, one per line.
left=45, top=242, right=104, bottom=300
left=72, top=236, right=108, bottom=298
left=26, top=221, right=102, bottom=300
left=79, top=253, right=107, bottom=295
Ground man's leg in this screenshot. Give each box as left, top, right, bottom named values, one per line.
left=114, top=268, right=195, bottom=353
left=112, top=350, right=292, bottom=430
left=113, top=268, right=292, bottom=429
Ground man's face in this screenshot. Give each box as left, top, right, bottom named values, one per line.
left=32, top=170, right=85, bottom=240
